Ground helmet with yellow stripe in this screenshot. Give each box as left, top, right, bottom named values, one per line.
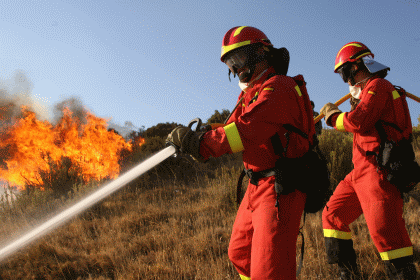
left=221, top=26, right=273, bottom=62
left=221, top=26, right=274, bottom=83
left=334, top=42, right=373, bottom=73
left=334, top=42, right=390, bottom=85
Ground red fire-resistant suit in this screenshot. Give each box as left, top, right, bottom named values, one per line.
left=322, top=76, right=414, bottom=265
left=200, top=66, right=315, bottom=280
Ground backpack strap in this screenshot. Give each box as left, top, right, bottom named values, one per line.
left=363, top=120, right=406, bottom=158
left=271, top=124, right=315, bottom=156
left=375, top=120, right=403, bottom=141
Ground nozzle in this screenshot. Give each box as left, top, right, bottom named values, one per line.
left=165, top=141, right=179, bottom=157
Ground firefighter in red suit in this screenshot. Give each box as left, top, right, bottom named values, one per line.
left=320, top=42, right=418, bottom=279
left=167, top=26, right=315, bottom=279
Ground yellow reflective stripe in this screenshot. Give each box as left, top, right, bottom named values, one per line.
left=263, top=87, right=274, bottom=91
left=234, top=26, right=247, bottom=37
left=239, top=275, right=251, bottom=280
left=380, top=246, right=413, bottom=261
left=368, top=91, right=376, bottom=95
left=223, top=122, right=244, bottom=153
left=336, top=113, right=346, bottom=132
left=221, top=40, right=251, bottom=58
left=336, top=43, right=363, bottom=59
left=335, top=61, right=345, bottom=71
left=323, top=229, right=352, bottom=240
left=392, top=90, right=400, bottom=100
left=353, top=52, right=370, bottom=60
left=242, top=103, right=245, bottom=107
left=251, top=91, right=259, bottom=103
left=294, top=85, right=302, bottom=97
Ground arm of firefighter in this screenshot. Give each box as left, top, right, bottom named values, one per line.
left=330, top=79, right=390, bottom=133
left=200, top=77, right=296, bottom=158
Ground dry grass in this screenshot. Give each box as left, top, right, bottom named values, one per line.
left=0, top=167, right=240, bottom=279
left=0, top=129, right=419, bottom=279
left=0, top=168, right=419, bottom=279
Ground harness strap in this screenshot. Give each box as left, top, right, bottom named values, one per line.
left=271, top=124, right=311, bottom=156
left=236, top=169, right=246, bottom=206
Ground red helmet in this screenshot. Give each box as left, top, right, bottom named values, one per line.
left=221, top=26, right=272, bottom=62
left=334, top=42, right=373, bottom=72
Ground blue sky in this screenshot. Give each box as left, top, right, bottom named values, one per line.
left=0, top=0, right=419, bottom=133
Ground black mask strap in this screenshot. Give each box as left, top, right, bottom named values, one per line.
left=228, top=69, right=237, bottom=82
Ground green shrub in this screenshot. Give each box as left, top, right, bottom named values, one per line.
left=318, top=129, right=353, bottom=189
left=206, top=109, right=231, bottom=125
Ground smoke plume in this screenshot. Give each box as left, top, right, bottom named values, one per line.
left=0, top=70, right=49, bottom=128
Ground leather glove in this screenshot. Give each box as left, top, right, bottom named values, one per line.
left=320, top=103, right=342, bottom=127
left=166, top=126, right=206, bottom=162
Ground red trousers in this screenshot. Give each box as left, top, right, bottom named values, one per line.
left=228, top=176, right=306, bottom=280
left=322, top=165, right=413, bottom=262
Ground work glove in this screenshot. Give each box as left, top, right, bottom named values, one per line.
left=166, top=126, right=206, bottom=162
left=320, top=103, right=342, bottom=127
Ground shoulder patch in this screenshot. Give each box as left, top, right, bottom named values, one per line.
left=392, top=90, right=400, bottom=100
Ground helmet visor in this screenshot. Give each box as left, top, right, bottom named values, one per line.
left=224, top=50, right=248, bottom=74
left=362, top=56, right=390, bottom=74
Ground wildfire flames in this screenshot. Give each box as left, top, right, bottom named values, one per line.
left=0, top=106, right=144, bottom=190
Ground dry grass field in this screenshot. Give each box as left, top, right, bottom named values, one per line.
left=0, top=129, right=419, bottom=279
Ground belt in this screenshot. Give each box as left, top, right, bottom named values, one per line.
left=244, top=167, right=276, bottom=185
left=236, top=167, right=276, bottom=205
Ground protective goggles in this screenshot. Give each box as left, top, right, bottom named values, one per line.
left=336, top=63, right=353, bottom=83
left=224, top=50, right=248, bottom=73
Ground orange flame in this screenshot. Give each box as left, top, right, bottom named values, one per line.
left=0, top=107, right=144, bottom=190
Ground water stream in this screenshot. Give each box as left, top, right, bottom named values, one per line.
left=0, top=145, right=176, bottom=262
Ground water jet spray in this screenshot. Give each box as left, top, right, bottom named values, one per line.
left=0, top=145, right=176, bottom=262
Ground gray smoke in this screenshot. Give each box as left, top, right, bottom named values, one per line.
left=0, top=70, right=49, bottom=128
left=53, top=97, right=88, bottom=125
left=0, top=70, right=133, bottom=138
